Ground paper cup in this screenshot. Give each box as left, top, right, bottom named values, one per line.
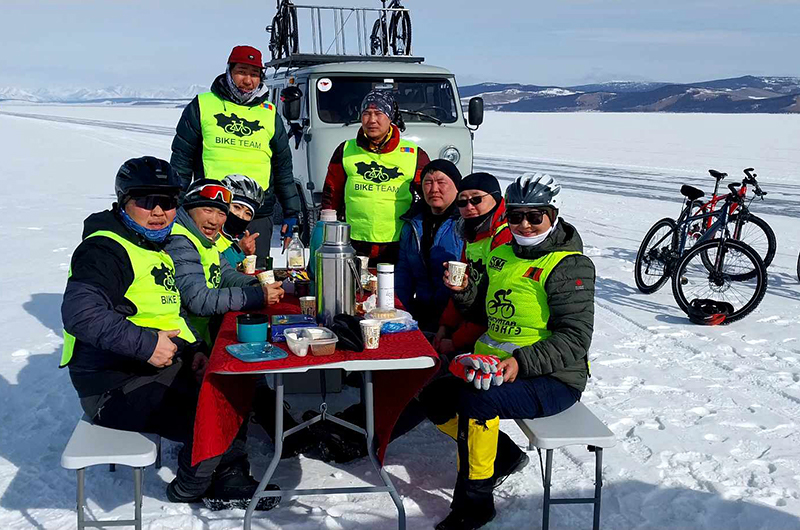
left=360, top=319, right=382, bottom=350
left=447, top=261, right=468, bottom=286
left=257, top=270, right=275, bottom=285
left=299, top=296, right=317, bottom=317
left=243, top=255, right=257, bottom=274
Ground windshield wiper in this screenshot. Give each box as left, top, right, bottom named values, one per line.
left=398, top=109, right=442, bottom=125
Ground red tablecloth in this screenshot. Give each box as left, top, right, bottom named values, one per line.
left=192, top=297, right=440, bottom=466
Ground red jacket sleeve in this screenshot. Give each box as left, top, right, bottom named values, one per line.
left=321, top=142, right=347, bottom=217
left=451, top=321, right=488, bottom=352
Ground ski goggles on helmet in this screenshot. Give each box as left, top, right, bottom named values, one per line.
left=131, top=194, right=179, bottom=211
left=190, top=184, right=233, bottom=204
left=506, top=209, right=547, bottom=225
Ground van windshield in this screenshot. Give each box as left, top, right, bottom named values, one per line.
left=316, top=76, right=459, bottom=124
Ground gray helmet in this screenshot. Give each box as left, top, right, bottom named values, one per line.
left=220, top=174, right=265, bottom=213
left=505, top=172, right=562, bottom=210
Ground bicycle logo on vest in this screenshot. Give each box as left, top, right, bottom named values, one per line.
left=488, top=289, right=515, bottom=319
left=214, top=113, right=264, bottom=138
left=355, top=161, right=403, bottom=183
left=208, top=263, right=221, bottom=289
left=468, top=258, right=487, bottom=284
left=151, top=263, right=179, bottom=305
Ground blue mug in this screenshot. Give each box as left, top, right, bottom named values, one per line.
left=236, top=314, right=269, bottom=343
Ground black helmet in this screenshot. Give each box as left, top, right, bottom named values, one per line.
left=686, top=298, right=734, bottom=325
left=221, top=174, right=265, bottom=213
left=115, top=156, right=181, bottom=203
left=505, top=172, right=562, bottom=210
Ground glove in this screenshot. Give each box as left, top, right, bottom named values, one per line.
left=449, top=354, right=504, bottom=391
left=281, top=217, right=298, bottom=239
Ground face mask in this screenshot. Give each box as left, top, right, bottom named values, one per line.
left=119, top=207, right=176, bottom=243
left=511, top=219, right=558, bottom=247
left=222, top=214, right=251, bottom=241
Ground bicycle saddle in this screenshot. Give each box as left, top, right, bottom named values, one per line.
left=708, top=169, right=727, bottom=180
left=680, top=185, right=704, bottom=201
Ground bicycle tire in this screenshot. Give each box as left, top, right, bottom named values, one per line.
left=389, top=10, right=412, bottom=55
left=634, top=218, right=678, bottom=294
left=672, top=239, right=767, bottom=324
left=701, top=213, right=776, bottom=280
left=797, top=251, right=800, bottom=283
left=370, top=18, right=387, bottom=55
left=269, top=18, right=283, bottom=60
left=284, top=6, right=299, bottom=56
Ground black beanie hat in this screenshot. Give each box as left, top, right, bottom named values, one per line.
left=458, top=172, right=502, bottom=197
left=421, top=159, right=462, bottom=186
left=182, top=178, right=231, bottom=214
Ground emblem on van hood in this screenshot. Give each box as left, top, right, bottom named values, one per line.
left=355, top=161, right=403, bottom=183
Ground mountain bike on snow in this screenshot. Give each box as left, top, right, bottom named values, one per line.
left=370, top=0, right=412, bottom=56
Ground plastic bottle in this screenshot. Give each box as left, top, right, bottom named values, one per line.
left=308, top=209, right=337, bottom=279
left=286, top=226, right=306, bottom=270
left=377, top=263, right=395, bottom=310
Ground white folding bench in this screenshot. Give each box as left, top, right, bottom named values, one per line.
left=515, top=402, right=615, bottom=530
left=61, top=416, right=162, bottom=530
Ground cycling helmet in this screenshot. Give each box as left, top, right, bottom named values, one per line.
left=686, top=298, right=734, bottom=326
left=115, top=156, right=181, bottom=203
left=505, top=172, right=562, bottom=211
left=221, top=174, right=265, bottom=214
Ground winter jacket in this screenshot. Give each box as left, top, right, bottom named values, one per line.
left=170, top=74, right=301, bottom=220
left=321, top=125, right=430, bottom=259
left=164, top=208, right=264, bottom=319
left=453, top=220, right=594, bottom=392
left=61, top=208, right=201, bottom=398
left=439, top=200, right=510, bottom=351
left=395, top=202, right=464, bottom=332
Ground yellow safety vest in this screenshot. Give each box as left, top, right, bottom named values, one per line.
left=342, top=138, right=419, bottom=243
left=464, top=223, right=507, bottom=286
left=197, top=92, right=276, bottom=190
left=60, top=231, right=196, bottom=367
left=170, top=223, right=223, bottom=345
left=474, top=242, right=579, bottom=360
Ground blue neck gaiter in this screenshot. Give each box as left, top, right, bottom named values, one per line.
left=119, top=208, right=175, bottom=243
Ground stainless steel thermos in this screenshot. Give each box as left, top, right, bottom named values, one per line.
left=314, top=222, right=360, bottom=326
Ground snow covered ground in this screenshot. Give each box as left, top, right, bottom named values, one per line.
left=0, top=107, right=799, bottom=529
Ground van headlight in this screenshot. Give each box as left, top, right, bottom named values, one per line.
left=440, top=146, right=460, bottom=165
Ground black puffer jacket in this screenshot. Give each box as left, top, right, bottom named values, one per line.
left=61, top=208, right=201, bottom=398
left=453, top=220, right=595, bottom=392
left=170, top=74, right=301, bottom=220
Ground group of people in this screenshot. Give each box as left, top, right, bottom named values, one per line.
left=60, top=43, right=596, bottom=530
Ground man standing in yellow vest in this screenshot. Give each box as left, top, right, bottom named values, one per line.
left=170, top=45, right=301, bottom=266
left=322, top=89, right=430, bottom=264
left=421, top=173, right=595, bottom=530
left=60, top=157, right=279, bottom=510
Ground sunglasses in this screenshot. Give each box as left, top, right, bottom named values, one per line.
left=192, top=184, right=232, bottom=204
left=132, top=195, right=179, bottom=211
left=456, top=194, right=490, bottom=208
left=506, top=210, right=547, bottom=225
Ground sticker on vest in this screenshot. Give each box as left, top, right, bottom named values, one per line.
left=355, top=161, right=404, bottom=184
left=208, top=263, right=221, bottom=288
left=468, top=258, right=486, bottom=283
left=487, top=289, right=522, bottom=336
left=523, top=267, right=543, bottom=282
left=213, top=113, right=263, bottom=138
left=488, top=256, right=507, bottom=272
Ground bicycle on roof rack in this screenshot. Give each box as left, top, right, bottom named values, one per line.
left=266, top=0, right=299, bottom=61
left=686, top=167, right=776, bottom=270
left=634, top=180, right=768, bottom=323
left=370, top=0, right=412, bottom=56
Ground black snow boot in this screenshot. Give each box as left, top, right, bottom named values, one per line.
left=434, top=507, right=496, bottom=530
left=303, top=406, right=369, bottom=464
left=202, top=459, right=281, bottom=511
left=491, top=431, right=529, bottom=488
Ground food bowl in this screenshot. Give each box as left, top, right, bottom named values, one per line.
left=284, top=327, right=338, bottom=357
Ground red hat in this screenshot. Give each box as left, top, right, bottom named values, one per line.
left=227, top=45, right=263, bottom=69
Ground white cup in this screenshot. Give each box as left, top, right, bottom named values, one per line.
left=360, top=319, right=382, bottom=350
left=257, top=270, right=275, bottom=285
left=243, top=255, right=257, bottom=274
left=447, top=261, right=468, bottom=287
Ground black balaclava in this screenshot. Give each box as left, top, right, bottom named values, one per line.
left=458, top=172, right=502, bottom=241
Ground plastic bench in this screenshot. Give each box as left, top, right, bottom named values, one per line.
left=61, top=415, right=162, bottom=530
left=515, top=402, right=615, bottom=530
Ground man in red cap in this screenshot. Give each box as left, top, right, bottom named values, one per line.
left=171, top=45, right=301, bottom=267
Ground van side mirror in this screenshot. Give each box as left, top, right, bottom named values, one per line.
left=281, top=86, right=303, bottom=122
left=468, top=97, right=484, bottom=127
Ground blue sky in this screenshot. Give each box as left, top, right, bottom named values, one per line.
left=1, top=0, right=798, bottom=89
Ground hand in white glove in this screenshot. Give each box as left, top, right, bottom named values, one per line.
left=449, top=353, right=504, bottom=390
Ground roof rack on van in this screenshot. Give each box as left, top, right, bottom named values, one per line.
left=265, top=4, right=422, bottom=70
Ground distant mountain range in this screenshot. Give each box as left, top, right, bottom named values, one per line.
left=2, top=75, right=799, bottom=113
left=460, top=76, right=800, bottom=113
